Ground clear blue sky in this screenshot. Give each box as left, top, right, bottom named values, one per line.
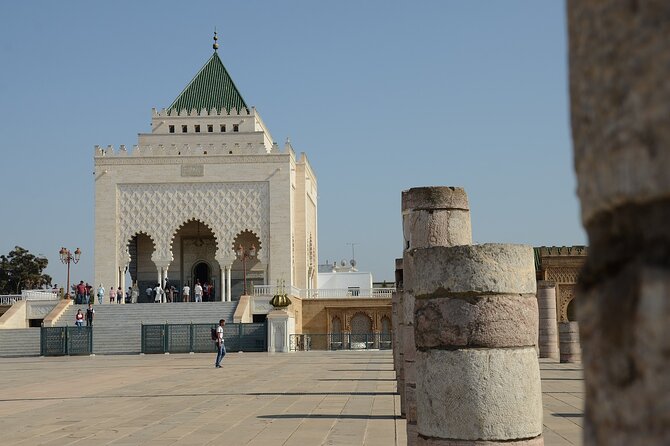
left=0, top=1, right=582, bottom=286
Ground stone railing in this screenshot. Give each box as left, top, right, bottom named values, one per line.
left=0, top=295, right=21, bottom=305
left=253, top=286, right=395, bottom=299
left=0, top=290, right=58, bottom=305
left=22, top=290, right=59, bottom=300
left=253, top=285, right=302, bottom=298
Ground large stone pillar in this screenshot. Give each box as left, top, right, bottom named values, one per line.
left=413, top=244, right=543, bottom=445
left=537, top=281, right=559, bottom=360
left=401, top=186, right=472, bottom=445
left=568, top=2, right=670, bottom=443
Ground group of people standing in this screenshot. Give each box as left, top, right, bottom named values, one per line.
left=181, top=280, right=214, bottom=302
left=74, top=281, right=93, bottom=304
left=147, top=280, right=214, bottom=303
left=73, top=281, right=218, bottom=304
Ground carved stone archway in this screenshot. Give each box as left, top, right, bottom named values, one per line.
left=117, top=182, right=269, bottom=266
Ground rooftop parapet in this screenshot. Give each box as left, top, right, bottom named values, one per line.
left=94, top=141, right=292, bottom=158
left=152, top=106, right=253, bottom=118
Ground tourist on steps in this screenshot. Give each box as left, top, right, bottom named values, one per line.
left=75, top=309, right=84, bottom=327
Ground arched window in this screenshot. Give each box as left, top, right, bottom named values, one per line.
left=330, top=316, right=343, bottom=350
left=350, top=312, right=373, bottom=349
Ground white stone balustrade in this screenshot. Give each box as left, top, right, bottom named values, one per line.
left=253, top=285, right=395, bottom=299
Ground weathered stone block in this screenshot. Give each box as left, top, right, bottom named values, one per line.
left=413, top=244, right=536, bottom=297
left=414, top=295, right=538, bottom=349
left=406, top=383, right=418, bottom=423
left=405, top=359, right=417, bottom=384
left=402, top=186, right=470, bottom=212
left=404, top=209, right=472, bottom=250
left=416, top=348, right=542, bottom=441
left=402, top=291, right=415, bottom=325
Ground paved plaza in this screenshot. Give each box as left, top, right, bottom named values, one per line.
left=0, top=351, right=582, bottom=445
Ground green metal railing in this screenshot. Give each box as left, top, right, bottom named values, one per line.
left=289, top=333, right=392, bottom=351
left=40, top=326, right=93, bottom=356
left=141, top=322, right=267, bottom=354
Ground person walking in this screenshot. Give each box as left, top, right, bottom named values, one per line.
left=97, top=284, right=105, bottom=305
left=131, top=283, right=139, bottom=304
left=215, top=319, right=226, bottom=368
left=75, top=309, right=84, bottom=327
left=194, top=281, right=203, bottom=303
left=116, top=287, right=123, bottom=304
left=76, top=281, right=86, bottom=304
left=146, top=285, right=153, bottom=302
left=86, top=304, right=95, bottom=327
left=203, top=282, right=210, bottom=302
left=109, top=286, right=115, bottom=304
left=182, top=283, right=190, bottom=303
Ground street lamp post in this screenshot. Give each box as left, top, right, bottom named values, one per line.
left=59, top=247, right=81, bottom=299
left=235, top=244, right=256, bottom=296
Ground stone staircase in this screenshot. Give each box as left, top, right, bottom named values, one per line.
left=0, top=328, right=41, bottom=357
left=55, top=302, right=238, bottom=355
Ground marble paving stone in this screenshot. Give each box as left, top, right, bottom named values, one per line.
left=0, top=353, right=582, bottom=445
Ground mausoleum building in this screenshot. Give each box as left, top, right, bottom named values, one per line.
left=94, top=41, right=318, bottom=303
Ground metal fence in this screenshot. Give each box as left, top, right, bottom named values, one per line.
left=289, top=333, right=392, bottom=351
left=141, top=322, right=267, bottom=354
left=40, top=326, right=93, bottom=356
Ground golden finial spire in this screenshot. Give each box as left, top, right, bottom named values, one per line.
left=213, top=29, right=219, bottom=51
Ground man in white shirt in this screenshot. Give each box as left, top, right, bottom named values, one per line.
left=215, top=319, right=226, bottom=368
left=182, top=284, right=190, bottom=302
left=194, top=282, right=203, bottom=302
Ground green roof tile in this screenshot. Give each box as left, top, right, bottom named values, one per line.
left=167, top=52, right=248, bottom=114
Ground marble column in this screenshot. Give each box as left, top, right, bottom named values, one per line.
left=224, top=265, right=228, bottom=302
left=226, top=266, right=232, bottom=302
left=568, top=1, right=670, bottom=443
left=119, top=267, right=126, bottom=304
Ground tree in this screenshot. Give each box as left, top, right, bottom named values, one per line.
left=0, top=246, right=52, bottom=294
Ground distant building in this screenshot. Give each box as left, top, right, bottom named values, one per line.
left=534, top=246, right=587, bottom=322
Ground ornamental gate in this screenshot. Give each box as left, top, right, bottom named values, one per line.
left=40, top=326, right=93, bottom=356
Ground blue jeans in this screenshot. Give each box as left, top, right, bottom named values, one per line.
left=215, top=342, right=226, bottom=366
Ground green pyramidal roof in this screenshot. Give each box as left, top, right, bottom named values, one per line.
left=167, top=52, right=248, bottom=114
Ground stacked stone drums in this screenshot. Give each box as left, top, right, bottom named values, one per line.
left=400, top=187, right=472, bottom=445
left=537, top=281, right=559, bottom=360
left=413, top=244, right=543, bottom=445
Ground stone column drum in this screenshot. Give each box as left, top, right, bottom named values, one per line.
left=568, top=1, right=670, bottom=443
left=537, top=281, right=559, bottom=360
left=558, top=321, right=581, bottom=363
left=401, top=187, right=472, bottom=445
left=413, top=244, right=543, bottom=445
